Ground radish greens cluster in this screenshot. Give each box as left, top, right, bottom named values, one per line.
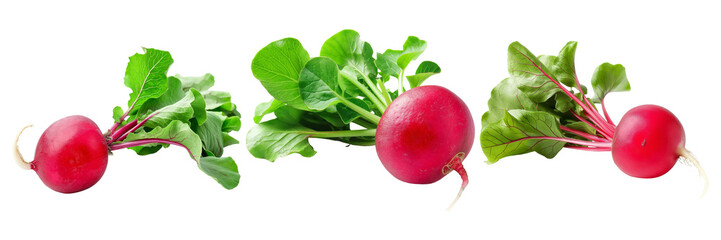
left=247, top=29, right=441, bottom=161
left=108, top=48, right=241, bottom=189
left=481, top=42, right=629, bottom=162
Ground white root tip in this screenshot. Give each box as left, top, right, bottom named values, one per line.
left=446, top=184, right=467, bottom=211
left=14, top=125, right=33, bottom=170
left=678, top=147, right=708, bottom=198
left=445, top=153, right=469, bottom=211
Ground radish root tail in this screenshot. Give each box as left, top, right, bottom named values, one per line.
left=14, top=125, right=33, bottom=170
left=445, top=152, right=468, bottom=211
left=678, top=147, right=708, bottom=198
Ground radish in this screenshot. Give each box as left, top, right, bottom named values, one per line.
left=15, top=116, right=108, bottom=193
left=14, top=48, right=241, bottom=193
left=376, top=85, right=474, bottom=209
left=612, top=105, right=690, bottom=178
left=248, top=30, right=474, bottom=208
left=481, top=41, right=708, bottom=195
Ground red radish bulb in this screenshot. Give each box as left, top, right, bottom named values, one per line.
left=612, top=104, right=707, bottom=194
left=612, top=105, right=684, bottom=178
left=16, top=115, right=109, bottom=193
left=375, top=85, right=475, bottom=209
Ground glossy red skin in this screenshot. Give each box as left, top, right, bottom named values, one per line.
left=612, top=105, right=684, bottom=178
left=375, top=85, right=474, bottom=184
left=32, top=115, right=108, bottom=193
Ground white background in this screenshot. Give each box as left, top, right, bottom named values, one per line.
left=1, top=0, right=720, bottom=239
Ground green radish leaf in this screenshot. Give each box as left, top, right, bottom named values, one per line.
left=195, top=112, right=225, bottom=158
left=246, top=119, right=317, bottom=162
left=535, top=44, right=577, bottom=89
left=189, top=90, right=209, bottom=125
left=254, top=99, right=285, bottom=124
left=174, top=74, right=234, bottom=111
left=389, top=90, right=399, bottom=100
left=481, top=110, right=566, bottom=163
left=406, top=61, right=441, bottom=88
left=274, top=105, right=304, bottom=125
left=314, top=107, right=348, bottom=129
left=537, top=55, right=557, bottom=70
left=298, top=57, right=342, bottom=111
left=176, top=73, right=214, bottom=92
left=554, top=93, right=574, bottom=113
left=591, top=63, right=630, bottom=102
left=553, top=91, right=586, bottom=114
left=198, top=156, right=239, bottom=190
left=124, top=48, right=174, bottom=112
left=529, top=42, right=581, bottom=89
left=113, top=106, right=124, bottom=123
left=338, top=65, right=364, bottom=97
left=141, top=76, right=186, bottom=112
left=336, top=98, right=371, bottom=124
left=320, top=29, right=378, bottom=81
left=222, top=116, right=241, bottom=132
left=136, top=77, right=207, bottom=126
left=481, top=78, right=554, bottom=127
left=123, top=120, right=204, bottom=161
left=376, top=49, right=402, bottom=78
left=362, top=98, right=376, bottom=112
left=396, top=36, right=427, bottom=70
left=508, top=42, right=563, bottom=103
left=537, top=54, right=564, bottom=87
left=222, top=132, right=239, bottom=147
left=251, top=38, right=311, bottom=110
left=202, top=91, right=233, bottom=111
left=127, top=76, right=198, bottom=155
left=129, top=145, right=163, bottom=155
left=274, top=105, right=348, bottom=132
left=376, top=36, right=427, bottom=79
left=564, top=121, right=596, bottom=135
left=554, top=41, right=578, bottom=88
left=221, top=105, right=242, bottom=120
left=139, top=88, right=206, bottom=129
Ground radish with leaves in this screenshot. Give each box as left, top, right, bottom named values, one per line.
left=248, top=30, right=474, bottom=208
left=14, top=48, right=241, bottom=193
left=480, top=41, right=707, bottom=195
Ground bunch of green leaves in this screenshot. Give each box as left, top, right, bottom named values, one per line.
left=107, top=48, right=241, bottom=189
left=247, top=29, right=441, bottom=162
left=481, top=41, right=630, bottom=163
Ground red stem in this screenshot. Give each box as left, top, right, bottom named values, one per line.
left=584, top=97, right=615, bottom=134
left=584, top=111, right=615, bottom=137
left=600, top=99, right=616, bottom=127
left=108, top=122, right=121, bottom=136
left=107, top=110, right=131, bottom=136
left=109, top=138, right=198, bottom=162
left=574, top=71, right=613, bottom=133
left=571, top=111, right=613, bottom=140
left=109, top=120, right=138, bottom=142
left=564, top=145, right=612, bottom=152
left=560, top=126, right=609, bottom=142
left=572, top=71, right=596, bottom=116
left=521, top=49, right=613, bottom=142
left=524, top=136, right=612, bottom=148
left=531, top=61, right=611, bottom=135
left=515, top=48, right=617, bottom=144
left=115, top=112, right=158, bottom=143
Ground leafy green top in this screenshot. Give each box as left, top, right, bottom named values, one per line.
left=107, top=48, right=241, bottom=189
left=248, top=29, right=439, bottom=162
left=481, top=41, right=629, bottom=163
